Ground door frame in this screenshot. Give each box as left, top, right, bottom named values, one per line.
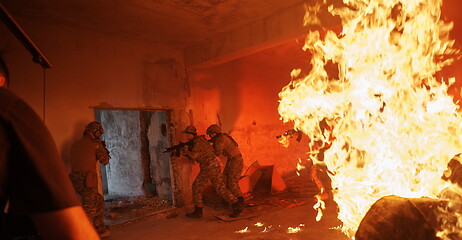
left=92, top=107, right=179, bottom=206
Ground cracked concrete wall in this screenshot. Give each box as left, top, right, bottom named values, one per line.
left=98, top=110, right=144, bottom=198
left=189, top=60, right=311, bottom=176
left=148, top=112, right=172, bottom=201
left=0, top=16, right=193, bottom=205
left=95, top=110, right=174, bottom=199
left=183, top=0, right=347, bottom=69
left=0, top=16, right=188, bottom=169
left=184, top=2, right=309, bottom=68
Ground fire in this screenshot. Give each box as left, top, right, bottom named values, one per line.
left=278, top=0, right=461, bottom=238
left=296, top=158, right=305, bottom=176
left=287, top=224, right=306, bottom=233
left=313, top=190, right=326, bottom=221
left=234, top=227, right=249, bottom=233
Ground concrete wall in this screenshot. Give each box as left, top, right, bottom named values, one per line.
left=0, top=17, right=192, bottom=204
left=95, top=110, right=174, bottom=199
left=2, top=1, right=461, bottom=206
left=99, top=110, right=144, bottom=198
left=148, top=112, right=173, bottom=201
left=188, top=60, right=311, bottom=176
left=185, top=1, right=462, bottom=179
left=0, top=17, right=189, bottom=169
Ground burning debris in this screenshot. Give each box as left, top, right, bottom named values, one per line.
left=296, top=158, right=306, bottom=176
left=287, top=224, right=306, bottom=233
left=279, top=0, right=461, bottom=238
left=253, top=222, right=276, bottom=233
left=235, top=223, right=306, bottom=235
left=261, top=225, right=275, bottom=233
left=313, top=192, right=327, bottom=222
left=287, top=226, right=302, bottom=233
left=234, top=227, right=250, bottom=233
left=254, top=222, right=264, bottom=227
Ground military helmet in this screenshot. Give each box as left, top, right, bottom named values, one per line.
left=206, top=124, right=222, bottom=135
left=85, top=121, right=104, bottom=134
left=183, top=125, right=197, bottom=135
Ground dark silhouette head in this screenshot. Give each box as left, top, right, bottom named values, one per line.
left=0, top=56, right=9, bottom=87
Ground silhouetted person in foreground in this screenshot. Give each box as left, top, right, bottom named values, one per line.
left=0, top=57, right=100, bottom=240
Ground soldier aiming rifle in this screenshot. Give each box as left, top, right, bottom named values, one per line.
left=180, top=126, right=242, bottom=218
left=164, top=140, right=194, bottom=157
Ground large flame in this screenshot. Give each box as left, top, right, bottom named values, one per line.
left=279, top=0, right=461, bottom=237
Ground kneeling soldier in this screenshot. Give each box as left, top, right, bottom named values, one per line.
left=70, top=122, right=110, bottom=237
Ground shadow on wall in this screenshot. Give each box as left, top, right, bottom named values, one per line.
left=189, top=62, right=242, bottom=132
left=61, top=120, right=89, bottom=172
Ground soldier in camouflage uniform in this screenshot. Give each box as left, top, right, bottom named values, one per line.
left=181, top=126, right=242, bottom=218
left=70, top=122, right=110, bottom=237
left=207, top=124, right=245, bottom=208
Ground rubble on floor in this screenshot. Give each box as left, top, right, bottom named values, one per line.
left=201, top=169, right=333, bottom=220
left=104, top=196, right=173, bottom=225
left=108, top=172, right=346, bottom=240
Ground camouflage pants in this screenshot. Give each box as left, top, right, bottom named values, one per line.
left=223, top=155, right=243, bottom=198
left=69, top=172, right=107, bottom=234
left=193, top=164, right=238, bottom=208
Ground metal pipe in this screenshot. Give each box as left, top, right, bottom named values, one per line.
left=0, top=3, right=52, bottom=68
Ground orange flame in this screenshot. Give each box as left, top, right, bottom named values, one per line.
left=279, top=0, right=461, bottom=237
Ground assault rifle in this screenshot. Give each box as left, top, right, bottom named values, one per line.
left=276, top=129, right=303, bottom=142
left=163, top=140, right=194, bottom=157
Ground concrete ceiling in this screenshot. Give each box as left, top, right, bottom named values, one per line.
left=240, top=39, right=309, bottom=72
left=239, top=0, right=462, bottom=74
left=3, top=0, right=459, bottom=72
left=2, top=0, right=305, bottom=49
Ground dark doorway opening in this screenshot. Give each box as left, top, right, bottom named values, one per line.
left=94, top=109, right=174, bottom=224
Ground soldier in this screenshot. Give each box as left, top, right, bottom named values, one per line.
left=181, top=126, right=242, bottom=218
left=206, top=124, right=245, bottom=207
left=70, top=121, right=110, bottom=237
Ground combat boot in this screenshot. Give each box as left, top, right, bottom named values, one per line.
left=229, top=201, right=243, bottom=218
left=186, top=206, right=203, bottom=218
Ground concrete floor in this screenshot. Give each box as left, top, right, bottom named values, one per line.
left=107, top=171, right=349, bottom=240
left=108, top=200, right=349, bottom=240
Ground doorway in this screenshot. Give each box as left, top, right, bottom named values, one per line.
left=95, top=109, right=174, bottom=223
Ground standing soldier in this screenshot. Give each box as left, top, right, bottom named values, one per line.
left=70, top=121, right=110, bottom=237
left=180, top=126, right=242, bottom=218
left=206, top=124, right=245, bottom=208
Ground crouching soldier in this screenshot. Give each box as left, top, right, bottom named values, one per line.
left=70, top=122, right=110, bottom=237
left=181, top=126, right=243, bottom=218
left=206, top=124, right=245, bottom=208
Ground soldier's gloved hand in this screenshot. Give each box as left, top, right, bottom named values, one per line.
left=96, top=141, right=110, bottom=164
left=97, top=141, right=109, bottom=152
